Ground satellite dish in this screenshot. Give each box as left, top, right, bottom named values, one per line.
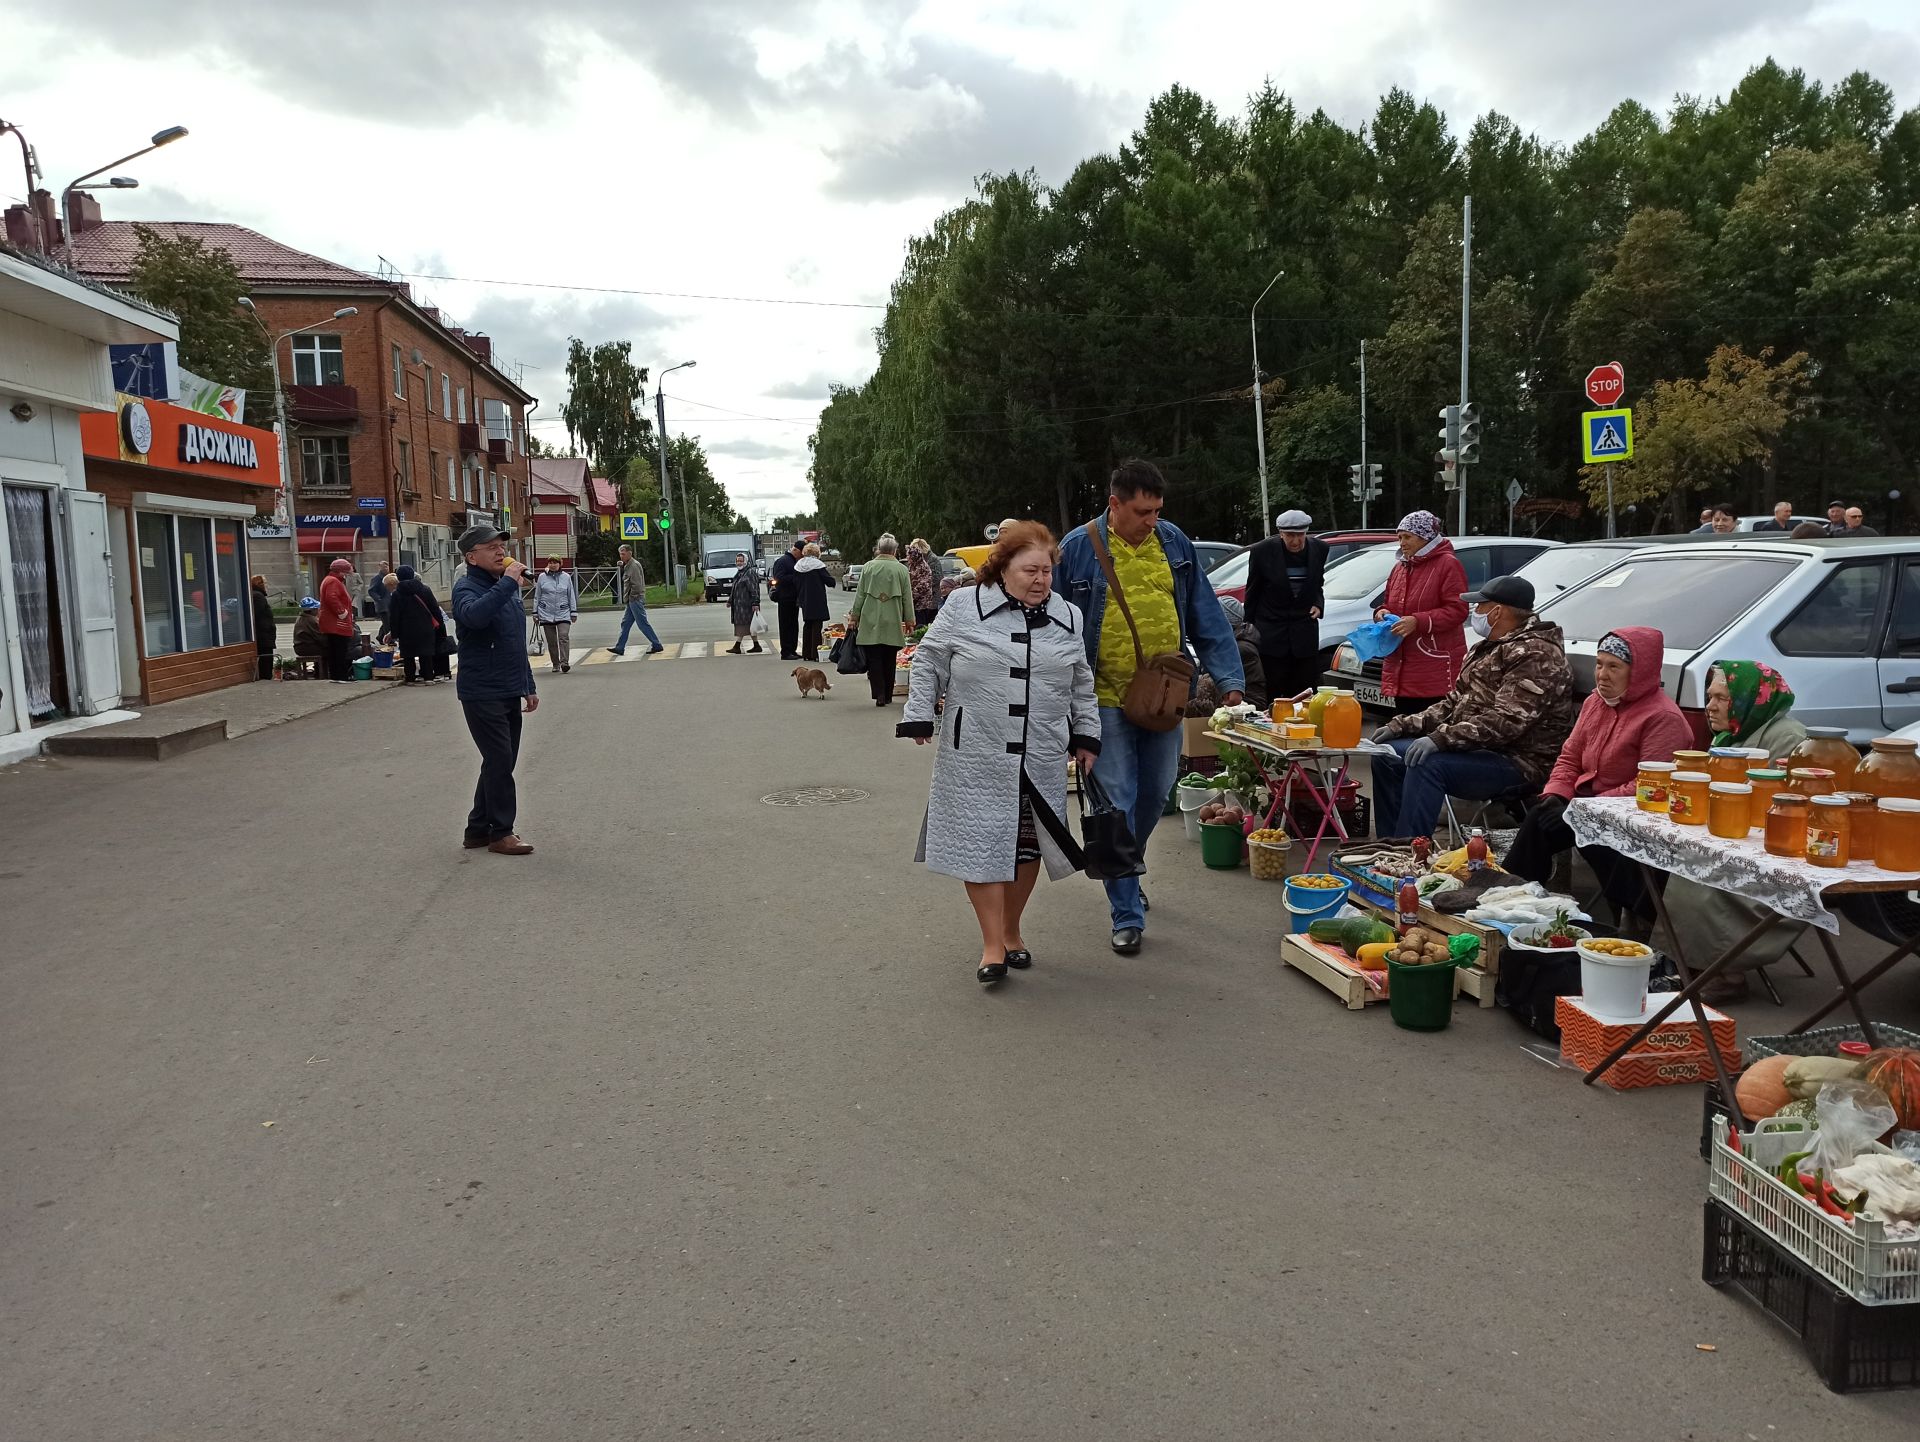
left=984, top=523, right=1001, bottom=542
left=410, top=348, right=425, bottom=365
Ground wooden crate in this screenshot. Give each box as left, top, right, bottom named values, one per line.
left=1279, top=935, right=1389, bottom=1010
left=1456, top=964, right=1496, bottom=1008
left=1348, top=892, right=1506, bottom=977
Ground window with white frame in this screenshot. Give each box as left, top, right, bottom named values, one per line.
left=134, top=512, right=251, bottom=658
left=301, top=436, right=352, bottom=490
left=482, top=397, right=509, bottom=443
left=456, top=385, right=467, bottom=423
left=391, top=343, right=404, bottom=397
left=447, top=455, right=457, bottom=501
left=396, top=438, right=412, bottom=492
left=290, top=334, right=345, bottom=385
left=429, top=450, right=441, bottom=498
left=461, top=462, right=474, bottom=505
left=441, top=373, right=451, bottom=419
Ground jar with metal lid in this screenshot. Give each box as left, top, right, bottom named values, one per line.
left=1805, top=795, right=1851, bottom=869
left=1856, top=736, right=1920, bottom=802
left=1787, top=728, right=1860, bottom=787
left=1788, top=767, right=1836, bottom=796
left=1745, top=768, right=1787, bottom=814
left=1763, top=793, right=1810, bottom=858
left=1707, top=748, right=1750, bottom=785
left=1635, top=761, right=1677, bottom=814
left=1668, top=771, right=1711, bottom=826
left=1708, top=782, right=1753, bottom=839
left=1672, top=749, right=1709, bottom=775
left=1878, top=798, right=1920, bottom=873
left=1840, top=792, right=1880, bottom=863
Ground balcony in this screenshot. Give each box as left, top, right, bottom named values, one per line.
left=285, top=384, right=359, bottom=427
left=457, top=422, right=484, bottom=452
left=486, top=436, right=508, bottom=461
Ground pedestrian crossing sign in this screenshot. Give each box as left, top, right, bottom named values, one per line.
left=1582, top=407, right=1633, bottom=463
left=620, top=513, right=649, bottom=540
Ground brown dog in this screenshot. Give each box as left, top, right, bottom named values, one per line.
left=791, top=666, right=831, bottom=699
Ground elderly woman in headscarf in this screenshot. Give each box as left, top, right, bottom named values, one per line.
left=905, top=537, right=938, bottom=627
left=1667, top=659, right=1812, bottom=1003
left=1372, top=510, right=1468, bottom=714
left=383, top=564, right=450, bottom=684
left=726, top=552, right=764, bottom=654
left=291, top=595, right=325, bottom=672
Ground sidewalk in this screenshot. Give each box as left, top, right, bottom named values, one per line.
left=41, top=674, right=401, bottom=760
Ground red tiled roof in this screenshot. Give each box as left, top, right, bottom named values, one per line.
left=68, top=222, right=385, bottom=289
left=588, top=478, right=619, bottom=515
left=530, top=456, right=590, bottom=505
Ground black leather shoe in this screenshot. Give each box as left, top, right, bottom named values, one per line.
left=1111, top=928, right=1143, bottom=954
left=977, top=962, right=1008, bottom=985
left=1004, top=949, right=1032, bottom=970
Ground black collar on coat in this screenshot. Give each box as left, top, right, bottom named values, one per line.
left=973, top=582, right=1078, bottom=633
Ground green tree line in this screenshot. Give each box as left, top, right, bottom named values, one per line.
left=809, top=61, right=1920, bottom=546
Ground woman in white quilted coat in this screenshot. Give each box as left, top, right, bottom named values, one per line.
left=897, top=522, right=1101, bottom=986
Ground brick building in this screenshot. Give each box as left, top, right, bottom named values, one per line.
left=48, top=205, right=536, bottom=603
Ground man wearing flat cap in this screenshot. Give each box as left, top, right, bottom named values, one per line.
left=452, top=524, right=538, bottom=855
left=1242, top=510, right=1329, bottom=703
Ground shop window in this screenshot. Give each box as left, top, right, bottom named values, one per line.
left=137, top=512, right=180, bottom=656
left=213, top=519, right=249, bottom=646
left=301, top=436, right=352, bottom=491
left=291, top=334, right=345, bottom=386
left=178, top=520, right=215, bottom=651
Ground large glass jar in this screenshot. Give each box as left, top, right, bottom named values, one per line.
left=1841, top=793, right=1879, bottom=863
left=1708, top=782, right=1753, bottom=839
left=1306, top=686, right=1340, bottom=732
left=1707, top=748, right=1750, bottom=785
left=1879, top=798, right=1920, bottom=873
left=1320, top=691, right=1363, bottom=749
left=1806, top=795, right=1851, bottom=868
left=1789, top=767, right=1836, bottom=797
left=1764, top=793, right=1810, bottom=858
left=1636, top=761, right=1677, bottom=814
left=1672, top=749, right=1709, bottom=776
left=1746, top=769, right=1787, bottom=814
left=1855, top=737, right=1920, bottom=802
left=1788, top=728, right=1861, bottom=787
left=1669, top=771, right=1711, bottom=826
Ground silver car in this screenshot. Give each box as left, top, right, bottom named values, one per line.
left=841, top=563, right=863, bottom=592
left=1535, top=536, right=1920, bottom=742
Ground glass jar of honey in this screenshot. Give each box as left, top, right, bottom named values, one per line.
left=1805, top=795, right=1851, bottom=868
left=1707, top=748, right=1750, bottom=784
left=1788, top=728, right=1860, bottom=787
left=1856, top=737, right=1920, bottom=802
left=1672, top=749, right=1709, bottom=776
left=1789, top=767, right=1836, bottom=797
left=1708, top=781, right=1753, bottom=839
left=1840, top=792, right=1879, bottom=863
left=1764, top=793, right=1810, bottom=858
left=1878, top=798, right=1920, bottom=873
left=1668, top=771, right=1711, bottom=826
left=1745, top=769, right=1787, bottom=814
left=1635, top=761, right=1678, bottom=814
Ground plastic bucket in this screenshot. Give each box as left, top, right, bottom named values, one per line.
left=1183, top=808, right=1209, bottom=842
left=351, top=656, right=374, bottom=680
left=1282, top=875, right=1351, bottom=933
left=1199, top=821, right=1245, bottom=869
left=1177, top=785, right=1220, bottom=811
left=1387, top=957, right=1455, bottom=1031
left=1579, top=947, right=1655, bottom=1020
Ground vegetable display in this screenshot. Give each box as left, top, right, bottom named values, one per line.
left=1735, top=1056, right=1795, bottom=1118
left=1306, top=917, right=1395, bottom=958
left=1861, top=1047, right=1920, bottom=1132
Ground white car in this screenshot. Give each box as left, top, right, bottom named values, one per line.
left=841, top=563, right=863, bottom=592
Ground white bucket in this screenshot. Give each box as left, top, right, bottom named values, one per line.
left=1578, top=943, right=1655, bottom=1020
left=1177, top=785, right=1220, bottom=811
left=1183, top=807, right=1209, bottom=842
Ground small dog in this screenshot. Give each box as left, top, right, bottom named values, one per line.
left=791, top=666, right=831, bottom=699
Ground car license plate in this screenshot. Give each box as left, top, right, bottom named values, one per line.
left=1354, top=677, right=1386, bottom=708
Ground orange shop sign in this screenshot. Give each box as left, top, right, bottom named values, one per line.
left=81, top=396, right=281, bottom=486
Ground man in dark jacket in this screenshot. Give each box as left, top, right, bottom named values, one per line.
left=769, top=538, right=805, bottom=659
left=453, top=525, right=538, bottom=855
left=1242, top=508, right=1328, bottom=703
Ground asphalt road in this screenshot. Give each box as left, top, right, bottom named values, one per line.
left=4, top=642, right=1920, bottom=1440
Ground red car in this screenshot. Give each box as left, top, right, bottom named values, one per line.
left=1206, top=531, right=1397, bottom=604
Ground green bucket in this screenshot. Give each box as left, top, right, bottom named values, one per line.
left=1198, top=821, right=1245, bottom=869
left=1386, top=957, right=1456, bottom=1031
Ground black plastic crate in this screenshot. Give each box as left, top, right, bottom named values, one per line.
left=1702, top=1200, right=1920, bottom=1392
left=1700, top=1080, right=1734, bottom=1163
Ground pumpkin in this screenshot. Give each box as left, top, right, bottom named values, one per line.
left=1861, top=1047, right=1920, bottom=1131
left=1735, top=1055, right=1795, bottom=1119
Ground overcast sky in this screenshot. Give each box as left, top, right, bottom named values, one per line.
left=8, top=1, right=1915, bottom=522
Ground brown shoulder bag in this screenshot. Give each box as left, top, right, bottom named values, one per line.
left=1086, top=521, right=1194, bottom=733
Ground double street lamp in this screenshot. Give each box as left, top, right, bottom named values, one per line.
left=59, top=126, right=188, bottom=263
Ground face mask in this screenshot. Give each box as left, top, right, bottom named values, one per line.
left=1468, top=609, right=1492, bottom=638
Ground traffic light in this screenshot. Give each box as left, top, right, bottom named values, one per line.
left=1457, top=402, right=1482, bottom=465
left=659, top=507, right=673, bottom=532
left=1437, top=404, right=1459, bottom=462
left=1367, top=462, right=1383, bottom=491
left=1348, top=463, right=1363, bottom=499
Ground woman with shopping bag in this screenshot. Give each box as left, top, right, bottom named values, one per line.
left=896, top=522, right=1101, bottom=986
left=726, top=553, right=763, bottom=654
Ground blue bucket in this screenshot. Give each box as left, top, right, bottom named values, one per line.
left=1283, top=875, right=1351, bottom=935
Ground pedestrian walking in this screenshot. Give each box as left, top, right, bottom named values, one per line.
left=385, top=565, right=448, bottom=684
left=846, top=534, right=913, bottom=703
left=608, top=543, right=663, bottom=657
left=532, top=559, right=579, bottom=674
left=906, top=537, right=938, bottom=627
left=770, top=538, right=805, bottom=658
left=1242, top=508, right=1327, bottom=702
left=318, top=558, right=357, bottom=682
left=453, top=525, right=538, bottom=855
left=726, top=552, right=765, bottom=654
left=897, top=522, right=1100, bottom=986
left=1054, top=459, right=1244, bottom=954
left=251, top=574, right=275, bottom=680
left=795, top=542, right=834, bottom=660
left=1374, top=510, right=1469, bottom=715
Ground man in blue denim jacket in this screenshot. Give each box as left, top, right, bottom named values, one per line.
left=1055, top=459, right=1245, bottom=953
left=453, top=525, right=538, bottom=856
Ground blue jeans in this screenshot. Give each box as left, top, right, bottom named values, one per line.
left=1090, top=706, right=1183, bottom=932
left=614, top=600, right=662, bottom=652
left=1370, top=739, right=1527, bottom=839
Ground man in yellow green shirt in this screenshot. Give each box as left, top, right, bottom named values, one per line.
left=1056, top=459, right=1245, bottom=953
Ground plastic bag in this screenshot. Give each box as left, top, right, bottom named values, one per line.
left=1345, top=616, right=1404, bottom=663
left=1801, top=1080, right=1899, bottom=1184
left=750, top=612, right=769, bottom=636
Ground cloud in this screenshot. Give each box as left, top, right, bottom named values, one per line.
left=763, top=370, right=857, bottom=399
left=452, top=291, right=677, bottom=408
left=704, top=436, right=805, bottom=460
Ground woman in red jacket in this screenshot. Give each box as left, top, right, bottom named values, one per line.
left=1373, top=510, right=1468, bottom=713
left=1502, top=626, right=1693, bottom=923
left=318, top=557, right=358, bottom=682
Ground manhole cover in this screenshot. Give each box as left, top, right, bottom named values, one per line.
left=760, top=786, right=870, bottom=807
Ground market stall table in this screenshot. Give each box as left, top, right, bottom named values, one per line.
left=1566, top=794, right=1920, bottom=1114
left=1204, top=726, right=1360, bottom=872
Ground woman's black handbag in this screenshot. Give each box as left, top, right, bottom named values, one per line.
left=830, top=629, right=866, bottom=675
left=1077, top=766, right=1145, bottom=880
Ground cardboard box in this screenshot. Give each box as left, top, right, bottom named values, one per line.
left=1182, top=716, right=1218, bottom=760
left=1556, top=994, right=1736, bottom=1071
left=1588, top=1045, right=1743, bottom=1091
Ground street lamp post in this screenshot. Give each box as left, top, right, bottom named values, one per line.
left=655, top=360, right=696, bottom=588
left=1249, top=268, right=1284, bottom=534
left=59, top=126, right=187, bottom=264
left=240, top=299, right=359, bottom=603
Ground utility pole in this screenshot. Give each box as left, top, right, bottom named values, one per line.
left=1250, top=268, right=1284, bottom=535
left=1458, top=195, right=1472, bottom=536
left=1358, top=338, right=1368, bottom=530
left=656, top=387, right=677, bottom=587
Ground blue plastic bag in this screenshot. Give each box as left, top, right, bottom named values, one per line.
left=1346, top=615, right=1404, bottom=663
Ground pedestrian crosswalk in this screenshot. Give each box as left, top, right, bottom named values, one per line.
left=444, top=642, right=802, bottom=675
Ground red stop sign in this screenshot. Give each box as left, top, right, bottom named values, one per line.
left=1585, top=362, right=1625, bottom=408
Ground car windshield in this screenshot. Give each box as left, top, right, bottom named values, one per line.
left=705, top=551, right=742, bottom=569
left=1539, top=553, right=1797, bottom=649
left=1513, top=545, right=1635, bottom=599
left=1323, top=544, right=1403, bottom=600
